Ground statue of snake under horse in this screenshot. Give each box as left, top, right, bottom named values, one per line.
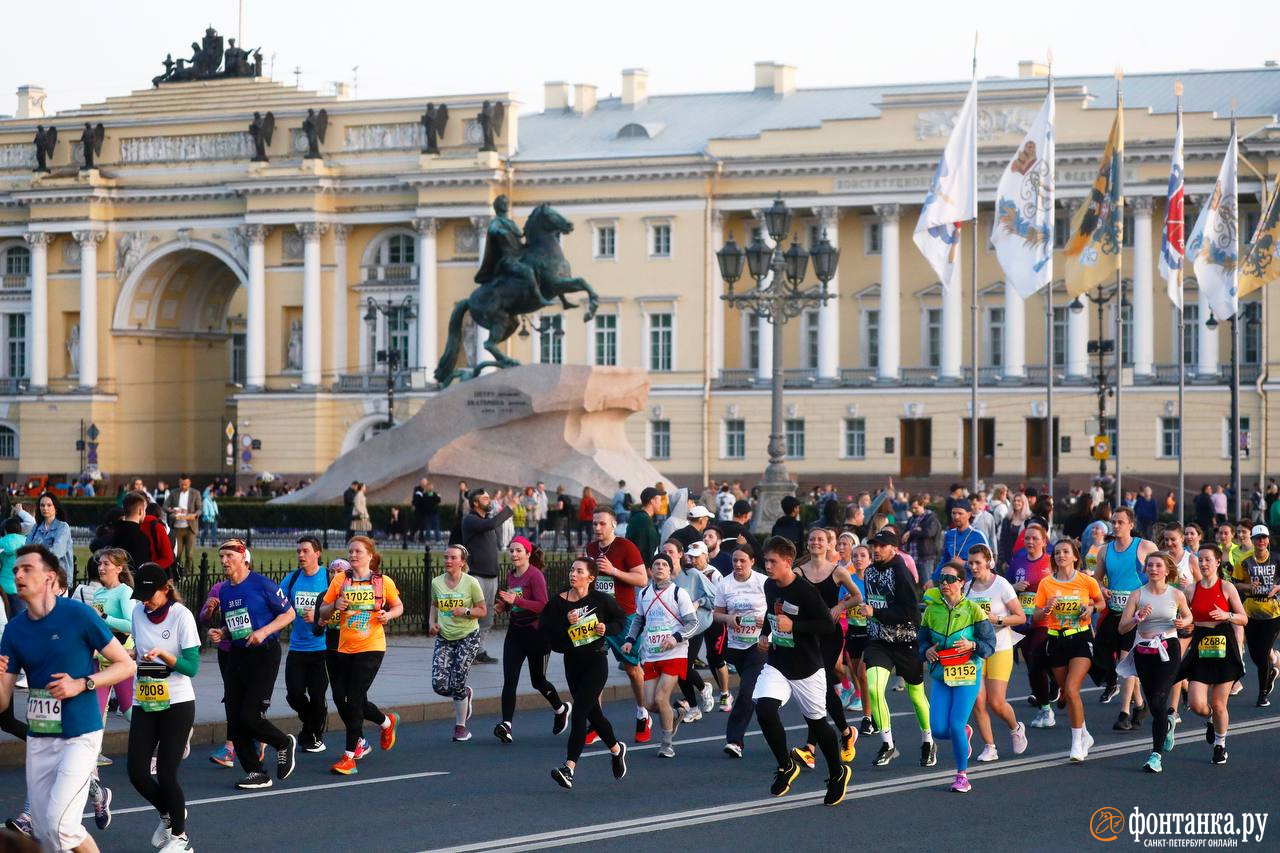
left=434, top=203, right=599, bottom=386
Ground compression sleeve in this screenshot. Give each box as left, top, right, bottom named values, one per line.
left=173, top=646, right=200, bottom=678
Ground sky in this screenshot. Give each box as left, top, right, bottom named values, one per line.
left=3, top=0, right=1270, bottom=115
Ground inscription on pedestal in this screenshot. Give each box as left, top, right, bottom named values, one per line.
left=464, top=388, right=532, bottom=416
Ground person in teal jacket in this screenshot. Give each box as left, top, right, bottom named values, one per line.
left=0, top=517, right=26, bottom=614
left=918, top=565, right=996, bottom=793
left=92, top=548, right=138, bottom=725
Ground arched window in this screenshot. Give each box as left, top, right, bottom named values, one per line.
left=0, top=425, right=17, bottom=458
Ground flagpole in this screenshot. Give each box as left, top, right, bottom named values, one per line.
left=1045, top=54, right=1056, bottom=503
left=969, top=32, right=980, bottom=496
left=1229, top=103, right=1241, bottom=520
left=1175, top=82, right=1185, bottom=524
left=1113, top=68, right=1125, bottom=509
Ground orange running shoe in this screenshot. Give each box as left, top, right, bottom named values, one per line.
left=381, top=712, right=400, bottom=751
left=331, top=754, right=358, bottom=775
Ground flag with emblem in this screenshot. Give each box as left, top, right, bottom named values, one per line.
left=913, top=78, right=977, bottom=290
left=1187, top=129, right=1238, bottom=321
left=1065, top=110, right=1124, bottom=299
left=991, top=89, right=1055, bottom=298
left=1239, top=176, right=1280, bottom=300
left=1158, top=113, right=1185, bottom=308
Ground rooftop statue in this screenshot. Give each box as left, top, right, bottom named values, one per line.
left=301, top=109, right=328, bottom=159
left=249, top=111, right=275, bottom=162
left=420, top=103, right=448, bottom=154
left=79, top=122, right=104, bottom=171
left=478, top=100, right=505, bottom=152
left=152, top=27, right=262, bottom=86
left=32, top=125, right=57, bottom=172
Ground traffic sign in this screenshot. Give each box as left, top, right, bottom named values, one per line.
left=1091, top=435, right=1110, bottom=460
left=241, top=434, right=253, bottom=448
left=225, top=421, right=235, bottom=441
left=86, top=423, right=100, bottom=441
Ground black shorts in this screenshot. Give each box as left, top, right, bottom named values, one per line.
left=1095, top=608, right=1134, bottom=655
left=1183, top=624, right=1245, bottom=686
left=845, top=629, right=868, bottom=660
left=863, top=640, right=924, bottom=686
left=1045, top=629, right=1095, bottom=669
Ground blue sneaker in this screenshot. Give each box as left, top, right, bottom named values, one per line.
left=1143, top=752, right=1163, bottom=774
left=90, top=780, right=112, bottom=830
left=1162, top=716, right=1177, bottom=753
left=209, top=744, right=235, bottom=768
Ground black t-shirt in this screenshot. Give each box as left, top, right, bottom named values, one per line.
left=863, top=553, right=921, bottom=645
left=762, top=574, right=832, bottom=680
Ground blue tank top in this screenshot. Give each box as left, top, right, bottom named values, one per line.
left=1103, top=538, right=1147, bottom=595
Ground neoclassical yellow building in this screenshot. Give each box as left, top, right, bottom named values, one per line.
left=0, top=49, right=1276, bottom=489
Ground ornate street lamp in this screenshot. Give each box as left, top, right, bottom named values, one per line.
left=365, top=295, right=416, bottom=429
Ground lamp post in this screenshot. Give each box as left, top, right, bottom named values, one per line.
left=1071, top=283, right=1121, bottom=491
left=363, top=295, right=416, bottom=429
left=716, top=194, right=839, bottom=534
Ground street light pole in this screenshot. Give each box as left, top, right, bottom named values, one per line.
left=364, top=295, right=416, bottom=430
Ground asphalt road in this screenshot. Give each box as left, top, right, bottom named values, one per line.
left=2, top=668, right=1278, bottom=853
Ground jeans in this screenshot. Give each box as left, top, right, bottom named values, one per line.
left=224, top=643, right=289, bottom=771
left=198, top=521, right=219, bottom=547
left=127, top=700, right=195, bottom=836
left=284, top=650, right=330, bottom=742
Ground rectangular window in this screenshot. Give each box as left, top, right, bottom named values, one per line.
left=803, top=310, right=820, bottom=370
left=230, top=332, right=246, bottom=385
left=594, top=225, right=616, bottom=259
left=747, top=315, right=760, bottom=370
left=1243, top=210, right=1260, bottom=244
left=593, top=315, right=617, bottom=366
left=539, top=315, right=563, bottom=364
left=1122, top=213, right=1135, bottom=248
left=844, top=418, right=866, bottom=459
left=785, top=418, right=805, bottom=459
left=1160, top=416, right=1180, bottom=458
left=1103, top=416, right=1119, bottom=456
left=1181, top=303, right=1199, bottom=365
left=988, top=307, right=1004, bottom=368
left=1114, top=303, right=1133, bottom=365
left=1052, top=305, right=1068, bottom=367
left=4, top=249, right=30, bottom=276
left=649, top=420, right=670, bottom=460
left=1226, top=416, right=1253, bottom=459
left=1053, top=214, right=1069, bottom=249
left=650, top=224, right=671, bottom=258
left=648, top=312, right=673, bottom=372
left=1243, top=302, right=1262, bottom=366
left=724, top=419, right=745, bottom=459
left=0, top=427, right=13, bottom=458
left=388, top=307, right=412, bottom=365
left=387, top=234, right=415, bottom=265
left=865, top=222, right=882, bottom=255
left=5, top=314, right=26, bottom=380
left=865, top=309, right=880, bottom=369
left=926, top=308, right=942, bottom=369
left=807, top=224, right=821, bottom=251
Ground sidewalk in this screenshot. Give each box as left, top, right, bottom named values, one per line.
left=0, top=628, right=637, bottom=766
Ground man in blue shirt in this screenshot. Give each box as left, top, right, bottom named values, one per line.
left=937, top=504, right=989, bottom=585
left=0, top=544, right=135, bottom=853
left=282, top=536, right=332, bottom=754
left=208, top=538, right=297, bottom=789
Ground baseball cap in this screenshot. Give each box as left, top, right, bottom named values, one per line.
left=639, top=486, right=661, bottom=505
left=686, top=541, right=709, bottom=558
left=733, top=499, right=752, bottom=516
left=870, top=528, right=900, bottom=547
left=1252, top=524, right=1271, bottom=539
left=130, top=563, right=170, bottom=600
left=688, top=505, right=714, bottom=519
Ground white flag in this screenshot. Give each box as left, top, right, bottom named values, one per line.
left=991, top=90, right=1055, bottom=298
left=1187, top=130, right=1238, bottom=321
left=914, top=79, right=978, bottom=290
left=1158, top=116, right=1185, bottom=308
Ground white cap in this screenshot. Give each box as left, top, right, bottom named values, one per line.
left=686, top=541, right=709, bottom=558
left=1251, top=524, right=1271, bottom=539
left=688, top=505, right=714, bottom=519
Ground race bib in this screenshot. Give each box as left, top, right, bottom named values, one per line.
left=293, top=591, right=319, bottom=615
left=567, top=615, right=600, bottom=647
left=971, top=597, right=992, bottom=615
left=767, top=613, right=794, bottom=648
left=731, top=614, right=761, bottom=643
left=866, top=595, right=886, bottom=611
left=1018, top=592, right=1037, bottom=617
left=1052, top=594, right=1083, bottom=625
left=508, top=586, right=524, bottom=611
left=436, top=596, right=466, bottom=613
left=344, top=587, right=376, bottom=611
left=135, top=677, right=171, bottom=712
left=1108, top=590, right=1131, bottom=612
left=1198, top=634, right=1227, bottom=660
left=645, top=631, right=672, bottom=656
left=225, top=607, right=253, bottom=642
left=27, top=689, right=61, bottom=735
left=594, top=576, right=615, bottom=595
left=942, top=661, right=979, bottom=687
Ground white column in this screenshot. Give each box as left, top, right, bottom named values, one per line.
left=940, top=241, right=963, bottom=379
left=72, top=230, right=105, bottom=389
left=1002, top=280, right=1026, bottom=380
left=331, top=225, right=350, bottom=376
left=874, top=204, right=901, bottom=381
left=471, top=215, right=492, bottom=370
left=413, top=217, right=439, bottom=378
left=755, top=314, right=773, bottom=383
left=1064, top=202, right=1089, bottom=379
left=23, top=232, right=51, bottom=392
left=814, top=206, right=840, bottom=381
left=239, top=224, right=269, bottom=390
left=1197, top=293, right=1220, bottom=377
left=709, top=210, right=725, bottom=378
left=297, top=223, right=327, bottom=387
left=1131, top=195, right=1155, bottom=378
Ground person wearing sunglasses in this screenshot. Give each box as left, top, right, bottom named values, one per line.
left=918, top=564, right=995, bottom=793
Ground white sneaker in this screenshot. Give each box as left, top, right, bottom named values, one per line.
left=699, top=684, right=715, bottom=713
left=1081, top=729, right=1095, bottom=758
left=1010, top=722, right=1028, bottom=755
left=15, top=675, right=26, bottom=689
left=151, top=818, right=172, bottom=848
left=158, top=835, right=193, bottom=852
left=976, top=744, right=999, bottom=763
left=1030, top=707, right=1055, bottom=729
left=682, top=706, right=703, bottom=724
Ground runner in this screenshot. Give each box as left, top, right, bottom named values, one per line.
left=539, top=556, right=629, bottom=789
left=713, top=542, right=768, bottom=758
left=493, top=535, right=570, bottom=743
left=859, top=528, right=931, bottom=768
left=127, top=563, right=199, bottom=852
left=623, top=553, right=697, bottom=757
left=1232, top=525, right=1279, bottom=707
left=205, top=539, right=297, bottom=789
left=1161, top=524, right=1194, bottom=721
left=752, top=536, right=850, bottom=806
left=964, top=543, right=1028, bottom=762
left=1118, top=552, right=1193, bottom=773
left=1184, top=544, right=1247, bottom=764
left=919, top=563, right=996, bottom=792
left=92, top=548, right=137, bottom=738
left=685, top=541, right=731, bottom=714
left=320, top=558, right=370, bottom=760
left=1095, top=507, right=1156, bottom=729
left=0, top=544, right=135, bottom=853
left=318, top=535, right=403, bottom=770
left=585, top=507, right=651, bottom=742
left=1007, top=523, right=1054, bottom=727
left=1035, top=539, right=1105, bottom=761
left=842, top=540, right=873, bottom=736
left=427, top=544, right=485, bottom=742
left=664, top=538, right=713, bottom=724
left=281, top=536, right=332, bottom=753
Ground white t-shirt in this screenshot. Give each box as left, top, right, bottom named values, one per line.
left=965, top=575, right=1020, bottom=652
left=130, top=601, right=200, bottom=705
left=714, top=570, right=768, bottom=650
left=634, top=583, right=696, bottom=663
left=1174, top=550, right=1194, bottom=588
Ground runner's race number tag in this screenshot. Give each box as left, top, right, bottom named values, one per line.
left=767, top=613, right=794, bottom=648
left=294, top=591, right=319, bottom=615
left=1052, top=595, right=1082, bottom=625
left=1108, top=590, right=1130, bottom=612
left=436, top=596, right=466, bottom=613
left=135, top=677, right=171, bottom=712
left=942, top=661, right=978, bottom=687
left=1198, top=634, right=1227, bottom=659
left=731, top=614, right=761, bottom=642
left=27, top=689, right=61, bottom=735
left=1018, top=592, right=1037, bottom=616
left=344, top=587, right=376, bottom=611
left=225, top=607, right=253, bottom=642
left=594, top=576, right=615, bottom=595
left=645, top=632, right=672, bottom=656
left=567, top=614, right=600, bottom=647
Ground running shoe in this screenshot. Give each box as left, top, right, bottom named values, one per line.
left=1011, top=722, right=1028, bottom=755
left=839, top=728, right=858, bottom=764
left=1143, top=752, right=1163, bottom=773
left=1212, top=744, right=1228, bottom=765
left=976, top=744, right=999, bottom=763
left=790, top=746, right=816, bottom=770
left=950, top=772, right=972, bottom=793
left=1113, top=711, right=1133, bottom=731
left=849, top=694, right=863, bottom=713
left=235, top=772, right=273, bottom=790
left=611, top=742, right=628, bottom=779
left=158, top=836, right=193, bottom=853
left=719, top=692, right=733, bottom=713
left=891, top=676, right=905, bottom=692
left=330, top=754, right=358, bottom=775
left=553, top=702, right=571, bottom=736
left=257, top=742, right=267, bottom=764
left=551, top=764, right=574, bottom=789
left=1031, top=707, right=1055, bottom=728
left=97, top=753, right=113, bottom=767
left=585, top=729, right=599, bottom=746
left=301, top=734, right=326, bottom=753
left=1163, top=715, right=1177, bottom=753
left=1230, top=681, right=1244, bottom=696
left=770, top=761, right=800, bottom=797
left=920, top=740, right=937, bottom=767
left=452, top=725, right=472, bottom=742
left=1169, top=708, right=1182, bottom=725
left=90, top=780, right=112, bottom=830
left=209, top=744, right=235, bottom=768
left=277, top=734, right=297, bottom=780
left=151, top=756, right=159, bottom=776
left=840, top=686, right=856, bottom=710
left=1205, top=721, right=1214, bottom=744
left=151, top=816, right=173, bottom=848
left=699, top=683, right=715, bottom=713
left=494, top=722, right=513, bottom=744
left=1268, top=665, right=1280, bottom=698
left=1258, top=692, right=1271, bottom=708
left=872, top=743, right=899, bottom=767
left=464, top=686, right=475, bottom=723
left=1131, top=704, right=1147, bottom=727
left=859, top=716, right=875, bottom=736
left=381, top=712, right=400, bottom=751
left=353, top=737, right=372, bottom=760
left=1081, top=730, right=1095, bottom=758
left=1099, top=683, right=1119, bottom=704
left=681, top=706, right=702, bottom=725
left=635, top=715, right=652, bottom=743
left=4, top=814, right=32, bottom=838
left=823, top=765, right=851, bottom=807
left=723, top=743, right=743, bottom=758
left=964, top=725, right=973, bottom=761
left=657, top=744, right=676, bottom=758
left=14, top=675, right=26, bottom=689
left=474, top=650, right=498, bottom=664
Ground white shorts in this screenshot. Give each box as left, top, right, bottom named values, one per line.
left=751, top=664, right=827, bottom=720
left=27, top=729, right=102, bottom=852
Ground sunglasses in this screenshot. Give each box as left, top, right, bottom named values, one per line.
left=939, top=575, right=963, bottom=584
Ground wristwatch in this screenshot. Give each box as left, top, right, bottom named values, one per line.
left=84, top=676, right=95, bottom=692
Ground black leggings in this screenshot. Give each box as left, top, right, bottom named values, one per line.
left=329, top=651, right=387, bottom=752
left=128, top=700, right=195, bottom=836
left=0, top=703, right=27, bottom=740
left=224, top=643, right=289, bottom=772
left=216, top=648, right=234, bottom=730
left=755, top=697, right=840, bottom=772
left=285, top=650, right=330, bottom=741
left=501, top=624, right=564, bottom=723
left=1244, top=617, right=1280, bottom=691
left=1022, top=627, right=1052, bottom=705
left=1133, top=640, right=1183, bottom=755
left=564, top=651, right=618, bottom=764
left=819, top=632, right=850, bottom=735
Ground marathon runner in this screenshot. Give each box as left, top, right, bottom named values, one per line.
left=1007, top=523, right=1054, bottom=727
left=322, top=558, right=370, bottom=759
left=1095, top=507, right=1156, bottom=730
left=684, top=541, right=729, bottom=714
left=1184, top=544, right=1247, bottom=764
left=427, top=544, right=484, bottom=742
left=281, top=536, right=332, bottom=753
left=713, top=542, right=767, bottom=757
left=1232, top=525, right=1279, bottom=707
left=623, top=553, right=697, bottom=757
left=539, top=556, right=629, bottom=789
left=844, top=541, right=874, bottom=734
left=964, top=543, right=1028, bottom=761
left=662, top=538, right=714, bottom=724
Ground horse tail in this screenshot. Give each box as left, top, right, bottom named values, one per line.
left=433, top=299, right=470, bottom=385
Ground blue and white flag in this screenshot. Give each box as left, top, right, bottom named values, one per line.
left=914, top=79, right=977, bottom=290
left=1158, top=116, right=1185, bottom=308
left=1187, top=130, right=1238, bottom=321
left=991, top=89, right=1055, bottom=298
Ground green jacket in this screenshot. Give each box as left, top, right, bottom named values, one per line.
left=917, top=588, right=996, bottom=682
left=625, top=508, right=659, bottom=568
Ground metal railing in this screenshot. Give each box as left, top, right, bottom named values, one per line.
left=360, top=264, right=418, bottom=284
left=333, top=372, right=411, bottom=392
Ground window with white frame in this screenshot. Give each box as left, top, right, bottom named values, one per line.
left=864, top=309, right=879, bottom=369
left=649, top=420, right=670, bottom=460
left=649, top=223, right=671, bottom=258
left=593, top=314, right=617, bottom=366
left=1160, top=416, right=1180, bottom=458
left=3, top=314, right=26, bottom=380
left=388, top=306, right=412, bottom=364
left=802, top=310, right=819, bottom=370
left=539, top=314, right=563, bottom=364
left=1181, top=303, right=1199, bottom=365
left=987, top=306, right=1004, bottom=368
left=648, top=312, right=673, bottom=371
left=1122, top=213, right=1135, bottom=248
left=594, top=224, right=617, bottom=259
left=1103, top=416, right=1119, bottom=455
left=1052, top=305, right=1068, bottom=367
left=724, top=419, right=745, bottom=459
left=1224, top=416, right=1251, bottom=459
left=1243, top=302, right=1262, bottom=366
left=865, top=222, right=882, bottom=255
left=925, top=308, right=942, bottom=369
left=4, top=246, right=30, bottom=276
left=844, top=418, right=866, bottom=459
left=1053, top=214, right=1069, bottom=249
left=747, top=314, right=761, bottom=370
left=1113, top=302, right=1133, bottom=365
left=230, top=332, right=246, bottom=385
left=386, top=234, right=415, bottom=266
left=785, top=418, right=805, bottom=459
left=0, top=425, right=15, bottom=458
